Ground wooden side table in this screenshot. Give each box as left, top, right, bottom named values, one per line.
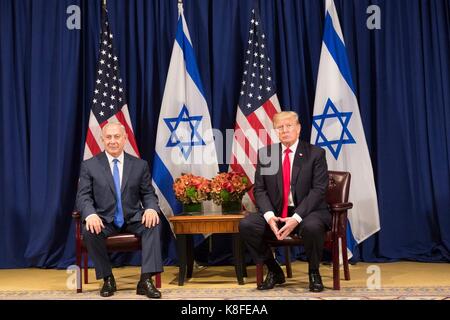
left=169, top=213, right=247, bottom=286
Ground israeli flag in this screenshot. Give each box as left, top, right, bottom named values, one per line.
left=152, top=3, right=219, bottom=220
left=311, top=0, right=380, bottom=257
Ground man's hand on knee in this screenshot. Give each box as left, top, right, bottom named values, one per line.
left=85, top=214, right=105, bottom=234
left=142, top=209, right=160, bottom=228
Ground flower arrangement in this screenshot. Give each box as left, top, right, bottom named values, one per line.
left=173, top=174, right=211, bottom=204
left=210, top=172, right=250, bottom=206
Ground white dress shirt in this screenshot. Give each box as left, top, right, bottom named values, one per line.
left=263, top=140, right=303, bottom=225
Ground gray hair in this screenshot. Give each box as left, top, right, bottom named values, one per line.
left=101, top=122, right=126, bottom=136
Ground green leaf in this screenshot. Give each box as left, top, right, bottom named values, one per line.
left=220, top=190, right=230, bottom=202
left=186, top=187, right=197, bottom=198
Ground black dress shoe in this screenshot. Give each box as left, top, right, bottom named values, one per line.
left=136, top=278, right=161, bottom=299
left=309, top=271, right=324, bottom=292
left=100, top=276, right=117, bottom=297
left=257, top=271, right=286, bottom=290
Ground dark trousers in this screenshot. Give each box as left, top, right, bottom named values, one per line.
left=82, top=220, right=163, bottom=280
left=239, top=210, right=328, bottom=271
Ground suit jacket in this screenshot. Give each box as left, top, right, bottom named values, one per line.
left=76, top=151, right=161, bottom=223
left=254, top=140, right=330, bottom=224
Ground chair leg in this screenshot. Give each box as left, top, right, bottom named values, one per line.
left=341, top=236, right=351, bottom=281
left=256, top=263, right=264, bottom=286
left=332, top=240, right=340, bottom=290
left=83, top=251, right=89, bottom=284
left=284, top=247, right=293, bottom=278
left=155, top=273, right=161, bottom=289
left=76, top=242, right=82, bottom=293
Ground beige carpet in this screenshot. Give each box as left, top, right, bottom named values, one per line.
left=0, top=261, right=449, bottom=300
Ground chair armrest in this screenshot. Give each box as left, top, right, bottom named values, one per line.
left=329, top=202, right=353, bottom=212
left=72, top=211, right=81, bottom=219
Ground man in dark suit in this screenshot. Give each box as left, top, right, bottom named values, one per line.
left=239, top=111, right=330, bottom=292
left=76, top=122, right=163, bottom=298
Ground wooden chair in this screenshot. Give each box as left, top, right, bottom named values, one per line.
left=72, top=211, right=161, bottom=293
left=256, top=171, right=353, bottom=290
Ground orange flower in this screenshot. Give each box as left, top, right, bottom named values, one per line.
left=173, top=174, right=211, bottom=204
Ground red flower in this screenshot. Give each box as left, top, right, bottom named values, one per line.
left=210, top=172, right=251, bottom=205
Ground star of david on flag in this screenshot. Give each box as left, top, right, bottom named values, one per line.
left=311, top=0, right=380, bottom=259
left=164, top=105, right=205, bottom=160
left=312, top=98, right=355, bottom=160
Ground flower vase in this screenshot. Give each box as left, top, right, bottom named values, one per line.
left=221, top=200, right=242, bottom=214
left=182, top=202, right=202, bottom=214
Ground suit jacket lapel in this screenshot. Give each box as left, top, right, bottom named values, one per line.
left=121, top=153, right=133, bottom=193
left=98, top=152, right=116, bottom=195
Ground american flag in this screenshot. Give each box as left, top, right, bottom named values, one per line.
left=230, top=8, right=281, bottom=206
left=83, top=6, right=139, bottom=160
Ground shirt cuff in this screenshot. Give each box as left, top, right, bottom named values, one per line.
left=292, top=213, right=302, bottom=224
left=263, top=211, right=275, bottom=223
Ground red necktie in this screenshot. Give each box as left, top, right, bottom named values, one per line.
left=281, top=147, right=292, bottom=218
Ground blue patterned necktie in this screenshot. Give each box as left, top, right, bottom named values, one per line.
left=112, top=159, right=124, bottom=228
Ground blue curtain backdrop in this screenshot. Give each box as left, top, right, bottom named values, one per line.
left=1, top=0, right=449, bottom=268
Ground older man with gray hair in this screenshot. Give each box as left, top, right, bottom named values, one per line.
left=76, top=122, right=163, bottom=298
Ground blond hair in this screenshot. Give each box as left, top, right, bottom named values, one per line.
left=273, top=111, right=300, bottom=126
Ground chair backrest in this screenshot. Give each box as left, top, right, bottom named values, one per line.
left=326, top=171, right=351, bottom=205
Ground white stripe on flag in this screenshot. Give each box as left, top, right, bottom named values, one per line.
left=152, top=5, right=219, bottom=221
left=253, top=107, right=279, bottom=144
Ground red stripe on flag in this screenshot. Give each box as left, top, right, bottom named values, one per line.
left=230, top=160, right=251, bottom=182
left=234, top=123, right=257, bottom=168
left=246, top=112, right=273, bottom=145
left=115, top=110, right=140, bottom=157
left=262, top=99, right=277, bottom=120
left=86, top=128, right=102, bottom=156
